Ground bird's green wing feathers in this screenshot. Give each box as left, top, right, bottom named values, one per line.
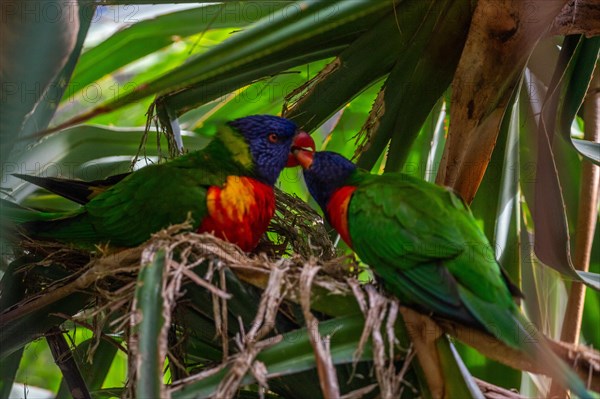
left=348, top=173, right=467, bottom=265
left=33, top=147, right=242, bottom=247
left=87, top=165, right=212, bottom=245
left=348, top=173, right=513, bottom=321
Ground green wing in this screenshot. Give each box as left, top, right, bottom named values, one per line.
left=348, top=173, right=514, bottom=326
left=29, top=145, right=244, bottom=247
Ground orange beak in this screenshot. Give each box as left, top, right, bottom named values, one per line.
left=292, top=148, right=314, bottom=169
left=286, top=131, right=315, bottom=167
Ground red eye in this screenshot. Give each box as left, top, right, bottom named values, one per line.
left=268, top=133, right=279, bottom=143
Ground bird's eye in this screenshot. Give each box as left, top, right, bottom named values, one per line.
left=268, top=133, right=279, bottom=143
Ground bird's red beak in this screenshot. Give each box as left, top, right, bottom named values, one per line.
left=292, top=148, right=314, bottom=169
left=286, top=131, right=315, bottom=167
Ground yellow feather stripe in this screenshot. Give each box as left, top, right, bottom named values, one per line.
left=219, top=126, right=253, bottom=168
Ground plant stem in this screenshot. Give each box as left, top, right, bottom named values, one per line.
left=46, top=327, right=91, bottom=399
left=563, top=64, right=600, bottom=344
left=550, top=66, right=600, bottom=398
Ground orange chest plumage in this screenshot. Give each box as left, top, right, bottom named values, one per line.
left=198, top=176, right=275, bottom=252
left=326, top=186, right=357, bottom=248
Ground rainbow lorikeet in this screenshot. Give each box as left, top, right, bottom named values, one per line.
left=1, top=115, right=315, bottom=252
left=293, top=149, right=592, bottom=398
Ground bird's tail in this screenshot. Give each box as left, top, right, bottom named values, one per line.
left=1, top=198, right=64, bottom=223
left=1, top=198, right=38, bottom=240
left=511, top=311, right=593, bottom=399
left=13, top=173, right=129, bottom=205
left=0, top=198, right=78, bottom=241
left=459, top=287, right=593, bottom=398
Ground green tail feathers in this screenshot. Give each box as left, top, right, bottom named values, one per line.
left=1, top=199, right=43, bottom=240
left=459, top=285, right=592, bottom=398
left=1, top=198, right=60, bottom=224
left=511, top=311, right=592, bottom=399
left=0, top=198, right=91, bottom=244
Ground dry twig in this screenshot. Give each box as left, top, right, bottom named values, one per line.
left=299, top=261, right=340, bottom=399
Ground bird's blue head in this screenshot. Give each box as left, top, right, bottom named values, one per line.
left=294, top=150, right=358, bottom=210
left=228, top=115, right=314, bottom=185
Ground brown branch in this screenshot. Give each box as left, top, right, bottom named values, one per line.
left=551, top=0, right=600, bottom=37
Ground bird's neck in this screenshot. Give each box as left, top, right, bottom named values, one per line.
left=212, top=128, right=278, bottom=186
left=325, top=185, right=357, bottom=248
left=216, top=126, right=254, bottom=170
left=310, top=169, right=362, bottom=211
